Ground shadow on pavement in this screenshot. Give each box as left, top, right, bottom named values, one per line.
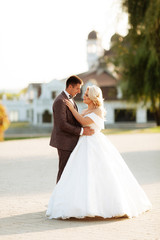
left=0, top=211, right=128, bottom=236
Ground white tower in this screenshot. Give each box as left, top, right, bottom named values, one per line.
left=87, top=30, right=104, bottom=70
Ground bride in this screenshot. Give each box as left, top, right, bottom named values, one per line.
left=46, top=85, right=152, bottom=219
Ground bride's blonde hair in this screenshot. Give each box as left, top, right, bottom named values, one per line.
left=87, top=85, right=106, bottom=117
left=87, top=85, right=103, bottom=107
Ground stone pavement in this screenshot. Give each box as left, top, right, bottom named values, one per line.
left=0, top=134, right=160, bottom=240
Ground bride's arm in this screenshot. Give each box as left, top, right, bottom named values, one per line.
left=81, top=109, right=87, bottom=116
left=65, top=100, right=94, bottom=126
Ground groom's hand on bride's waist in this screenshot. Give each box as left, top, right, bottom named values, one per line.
left=82, top=127, right=94, bottom=136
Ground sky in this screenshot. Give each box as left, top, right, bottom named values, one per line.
left=0, top=0, right=128, bottom=92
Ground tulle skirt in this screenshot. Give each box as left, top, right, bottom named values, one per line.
left=46, top=133, right=152, bottom=219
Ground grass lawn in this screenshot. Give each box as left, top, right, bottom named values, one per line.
left=3, top=123, right=160, bottom=141
left=102, top=126, right=160, bottom=135
left=4, top=136, right=49, bottom=141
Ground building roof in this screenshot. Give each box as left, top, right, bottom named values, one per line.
left=75, top=69, right=119, bottom=100
left=28, top=83, right=42, bottom=89
left=88, top=31, right=98, bottom=40
left=77, top=69, right=117, bottom=87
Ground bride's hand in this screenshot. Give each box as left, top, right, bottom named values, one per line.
left=64, top=99, right=74, bottom=111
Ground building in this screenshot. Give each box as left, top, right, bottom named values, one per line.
left=1, top=79, right=65, bottom=124
left=1, top=31, right=155, bottom=126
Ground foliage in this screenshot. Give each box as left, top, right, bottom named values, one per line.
left=9, top=121, right=30, bottom=128
left=0, top=104, right=10, bottom=141
left=0, top=104, right=10, bottom=130
left=108, top=0, right=160, bottom=125
left=0, top=88, right=28, bottom=100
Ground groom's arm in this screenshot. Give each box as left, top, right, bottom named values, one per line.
left=54, top=98, right=81, bottom=136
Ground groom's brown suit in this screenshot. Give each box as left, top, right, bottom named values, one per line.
left=50, top=91, right=81, bottom=182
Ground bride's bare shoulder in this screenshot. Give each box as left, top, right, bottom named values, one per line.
left=93, top=108, right=103, bottom=118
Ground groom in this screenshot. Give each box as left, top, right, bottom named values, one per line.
left=50, top=75, right=94, bottom=183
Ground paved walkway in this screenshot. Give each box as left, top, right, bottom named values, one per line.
left=0, top=134, right=160, bottom=240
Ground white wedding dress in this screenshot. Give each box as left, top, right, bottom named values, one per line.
left=46, top=113, right=152, bottom=219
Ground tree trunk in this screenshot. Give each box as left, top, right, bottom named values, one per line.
left=154, top=108, right=160, bottom=126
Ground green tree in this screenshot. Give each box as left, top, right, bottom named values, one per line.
left=0, top=88, right=28, bottom=100
left=109, top=0, right=160, bottom=125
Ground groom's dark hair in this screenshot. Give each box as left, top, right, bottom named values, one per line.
left=66, top=75, right=83, bottom=88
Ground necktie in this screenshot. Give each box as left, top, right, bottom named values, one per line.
left=69, top=94, right=73, bottom=99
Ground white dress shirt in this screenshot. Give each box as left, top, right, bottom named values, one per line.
left=63, top=90, right=74, bottom=105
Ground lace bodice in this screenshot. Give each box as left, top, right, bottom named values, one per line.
left=85, top=112, right=104, bottom=132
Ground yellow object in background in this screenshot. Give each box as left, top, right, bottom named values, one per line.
left=0, top=104, right=10, bottom=141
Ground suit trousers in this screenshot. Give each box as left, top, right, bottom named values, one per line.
left=56, top=149, right=72, bottom=183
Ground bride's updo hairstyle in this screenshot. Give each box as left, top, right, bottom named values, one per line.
left=87, top=85, right=104, bottom=108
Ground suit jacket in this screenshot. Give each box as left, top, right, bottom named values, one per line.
left=50, top=91, right=81, bottom=151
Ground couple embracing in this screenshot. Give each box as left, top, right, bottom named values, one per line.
left=46, top=75, right=151, bottom=219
